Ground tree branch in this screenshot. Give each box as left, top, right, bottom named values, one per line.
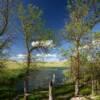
left=0, top=0, right=9, bottom=36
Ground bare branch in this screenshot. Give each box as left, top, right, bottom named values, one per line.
left=0, top=0, right=9, bottom=36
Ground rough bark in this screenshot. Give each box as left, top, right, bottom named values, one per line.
left=75, top=78, right=79, bottom=96
left=24, top=52, right=31, bottom=100
left=0, top=0, right=9, bottom=36
left=92, top=79, right=95, bottom=95
left=75, top=40, right=80, bottom=96
left=49, top=81, right=54, bottom=100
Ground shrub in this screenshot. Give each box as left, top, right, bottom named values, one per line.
left=95, top=96, right=100, bottom=100
left=80, top=88, right=91, bottom=95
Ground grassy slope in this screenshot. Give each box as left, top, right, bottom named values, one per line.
left=20, top=83, right=100, bottom=100
left=19, top=83, right=75, bottom=100
left=0, top=61, right=100, bottom=100
left=5, top=60, right=69, bottom=70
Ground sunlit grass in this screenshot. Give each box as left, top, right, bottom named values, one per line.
left=5, top=60, right=69, bottom=70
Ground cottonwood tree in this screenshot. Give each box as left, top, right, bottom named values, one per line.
left=83, top=32, right=100, bottom=95
left=0, top=0, right=24, bottom=99
left=64, top=0, right=100, bottom=96
left=60, top=48, right=76, bottom=83
left=0, top=0, right=9, bottom=64
left=89, top=32, right=100, bottom=95
left=18, top=3, right=54, bottom=100
left=0, top=0, right=12, bottom=68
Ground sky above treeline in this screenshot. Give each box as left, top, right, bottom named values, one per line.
left=10, top=0, right=100, bottom=62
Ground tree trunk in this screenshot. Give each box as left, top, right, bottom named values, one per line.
left=92, top=79, right=97, bottom=96
left=96, top=80, right=99, bottom=95
left=92, top=79, right=95, bottom=95
left=75, top=79, right=79, bottom=96
left=75, top=40, right=80, bottom=96
left=49, top=81, right=54, bottom=100
left=24, top=52, right=31, bottom=100
left=95, top=80, right=98, bottom=95
left=24, top=74, right=29, bottom=100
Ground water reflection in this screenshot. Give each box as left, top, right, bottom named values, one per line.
left=17, top=67, right=68, bottom=91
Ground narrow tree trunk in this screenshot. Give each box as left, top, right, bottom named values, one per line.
left=91, top=63, right=97, bottom=96
left=95, top=80, right=97, bottom=95
left=49, top=81, right=54, bottom=100
left=83, top=71, right=85, bottom=86
left=96, top=80, right=99, bottom=95
left=70, top=56, right=73, bottom=82
left=75, top=79, right=79, bottom=96
left=92, top=79, right=97, bottom=96
left=92, top=79, right=95, bottom=95
left=24, top=52, right=31, bottom=100
left=24, top=73, right=29, bottom=100
left=75, top=40, right=80, bottom=96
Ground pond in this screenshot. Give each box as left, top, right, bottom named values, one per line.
left=17, top=67, right=68, bottom=91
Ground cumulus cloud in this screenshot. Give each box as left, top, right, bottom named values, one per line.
left=31, top=40, right=54, bottom=48
left=36, top=53, right=57, bottom=57
left=10, top=53, right=58, bottom=62
left=17, top=54, right=26, bottom=59
left=10, top=54, right=26, bottom=61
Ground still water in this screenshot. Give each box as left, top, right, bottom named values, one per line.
left=17, top=67, right=68, bottom=91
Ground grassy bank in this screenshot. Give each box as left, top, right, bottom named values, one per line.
left=5, top=60, right=69, bottom=70
left=18, top=83, right=94, bottom=100
left=19, top=83, right=100, bottom=100
left=19, top=83, right=75, bottom=100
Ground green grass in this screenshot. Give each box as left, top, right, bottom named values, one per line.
left=95, top=96, right=100, bottom=100
left=19, top=83, right=94, bottom=100
left=80, top=87, right=91, bottom=95
left=0, top=61, right=99, bottom=100
left=5, top=60, right=69, bottom=70
left=19, top=83, right=75, bottom=100
left=0, top=81, right=99, bottom=100
left=0, top=60, right=70, bottom=100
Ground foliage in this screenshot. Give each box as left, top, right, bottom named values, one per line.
left=63, top=0, right=100, bottom=96
left=95, top=96, right=100, bottom=100
left=80, top=87, right=91, bottom=95
left=18, top=3, right=54, bottom=52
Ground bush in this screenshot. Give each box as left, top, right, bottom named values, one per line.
left=80, top=88, right=91, bottom=95
left=95, top=96, right=100, bottom=100
left=29, top=95, right=42, bottom=100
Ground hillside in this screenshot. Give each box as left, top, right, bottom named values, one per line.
left=5, top=60, right=69, bottom=70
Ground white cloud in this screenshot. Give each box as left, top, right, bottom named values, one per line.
left=10, top=54, right=26, bottom=61
left=31, top=40, right=54, bottom=48
left=17, top=54, right=26, bottom=59
left=36, top=53, right=57, bottom=58
left=10, top=53, right=58, bottom=62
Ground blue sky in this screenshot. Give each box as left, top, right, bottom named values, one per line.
left=10, top=0, right=100, bottom=61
